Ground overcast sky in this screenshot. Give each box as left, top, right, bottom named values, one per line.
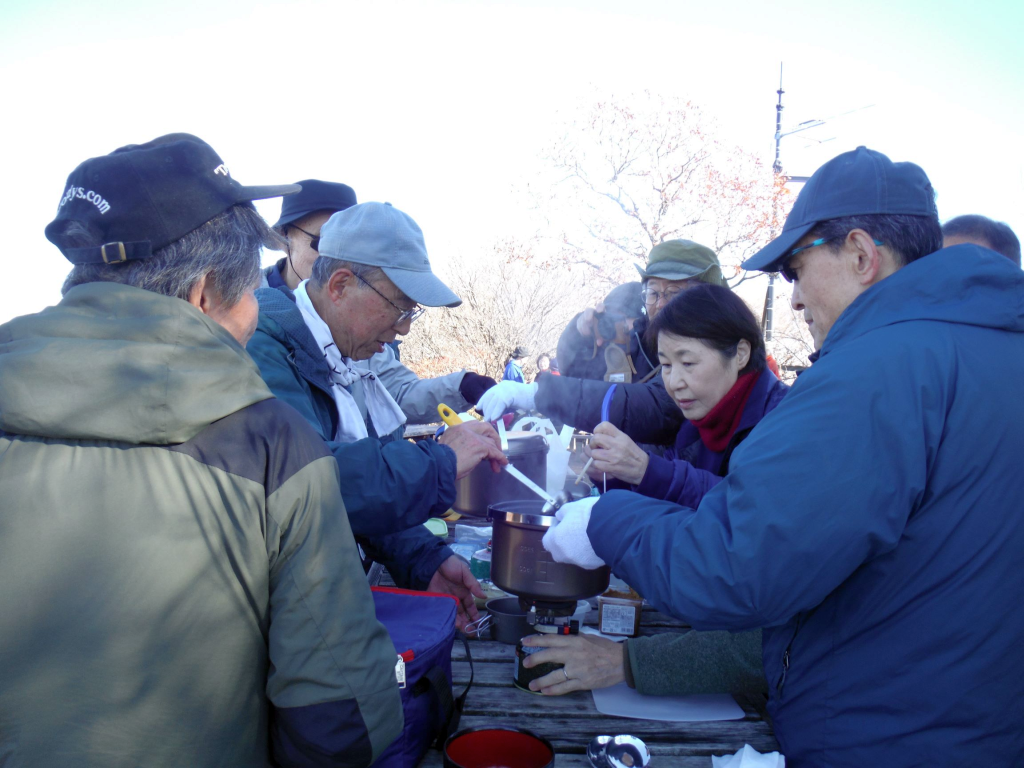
left=1, top=0, right=1021, bottom=325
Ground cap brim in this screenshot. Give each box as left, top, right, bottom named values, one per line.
left=383, top=266, right=462, bottom=308
left=237, top=183, right=303, bottom=204
left=741, top=222, right=816, bottom=272
left=273, top=209, right=311, bottom=230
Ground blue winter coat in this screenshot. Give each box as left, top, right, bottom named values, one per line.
left=589, top=245, right=1024, bottom=766
left=634, top=368, right=789, bottom=508
left=503, top=360, right=525, bottom=383
left=248, top=286, right=454, bottom=589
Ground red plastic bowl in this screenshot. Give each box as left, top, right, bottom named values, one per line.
left=443, top=727, right=555, bottom=768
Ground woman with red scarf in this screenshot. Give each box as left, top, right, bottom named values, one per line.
left=521, top=284, right=788, bottom=697
left=584, top=283, right=788, bottom=507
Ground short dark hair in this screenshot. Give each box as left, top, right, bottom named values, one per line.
left=646, top=283, right=766, bottom=374
left=60, top=204, right=276, bottom=306
left=810, top=214, right=943, bottom=268
left=942, top=214, right=1021, bottom=267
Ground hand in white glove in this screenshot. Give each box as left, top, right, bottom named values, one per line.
left=542, top=497, right=606, bottom=569
left=477, top=380, right=538, bottom=422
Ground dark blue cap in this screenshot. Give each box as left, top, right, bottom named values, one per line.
left=45, top=133, right=300, bottom=265
left=273, top=179, right=357, bottom=229
left=743, top=146, right=937, bottom=272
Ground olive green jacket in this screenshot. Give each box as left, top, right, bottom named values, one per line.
left=0, top=283, right=401, bottom=767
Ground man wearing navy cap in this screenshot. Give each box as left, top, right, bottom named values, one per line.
left=0, top=135, right=403, bottom=766
left=543, top=147, right=1024, bottom=765
left=265, top=178, right=359, bottom=291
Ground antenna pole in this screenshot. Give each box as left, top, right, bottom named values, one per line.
left=767, top=62, right=784, bottom=342
left=773, top=63, right=784, bottom=174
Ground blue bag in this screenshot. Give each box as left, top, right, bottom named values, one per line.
left=370, top=587, right=474, bottom=768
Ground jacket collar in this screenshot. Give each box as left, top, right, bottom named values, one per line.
left=255, top=285, right=333, bottom=394
left=820, top=245, right=1024, bottom=360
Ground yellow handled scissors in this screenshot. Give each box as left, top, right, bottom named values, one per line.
left=437, top=403, right=463, bottom=428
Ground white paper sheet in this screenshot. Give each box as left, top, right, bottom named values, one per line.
left=592, top=682, right=744, bottom=722
left=579, top=625, right=627, bottom=642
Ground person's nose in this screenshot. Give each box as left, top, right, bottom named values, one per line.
left=790, top=281, right=805, bottom=312
left=663, top=366, right=684, bottom=395
left=393, top=316, right=413, bottom=335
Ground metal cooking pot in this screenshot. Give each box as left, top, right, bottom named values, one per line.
left=453, top=433, right=548, bottom=517
left=488, top=499, right=610, bottom=603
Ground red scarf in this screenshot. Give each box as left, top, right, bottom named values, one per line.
left=691, top=371, right=759, bottom=452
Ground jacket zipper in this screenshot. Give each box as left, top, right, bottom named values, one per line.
left=777, top=650, right=790, bottom=696
left=776, top=613, right=808, bottom=698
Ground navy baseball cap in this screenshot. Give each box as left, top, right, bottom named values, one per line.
left=45, top=133, right=300, bottom=265
left=273, top=179, right=358, bottom=229
left=742, top=146, right=937, bottom=272
left=318, top=202, right=462, bottom=308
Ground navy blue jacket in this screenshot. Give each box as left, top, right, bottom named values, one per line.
left=248, top=285, right=454, bottom=589
left=535, top=374, right=682, bottom=446
left=589, top=246, right=1024, bottom=766
left=538, top=317, right=683, bottom=444
left=557, top=313, right=660, bottom=382
left=634, top=369, right=788, bottom=508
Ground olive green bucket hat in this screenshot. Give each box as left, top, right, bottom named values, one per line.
left=635, top=239, right=727, bottom=287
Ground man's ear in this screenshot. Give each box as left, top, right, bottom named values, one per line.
left=325, top=268, right=355, bottom=303
left=186, top=273, right=216, bottom=316
left=846, top=229, right=888, bottom=286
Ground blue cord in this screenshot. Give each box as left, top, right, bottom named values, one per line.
left=599, top=384, right=617, bottom=494
left=600, top=384, right=617, bottom=424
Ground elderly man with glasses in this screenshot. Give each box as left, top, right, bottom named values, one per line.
left=544, top=147, right=1024, bottom=766
left=249, top=202, right=507, bottom=630
left=263, top=180, right=497, bottom=423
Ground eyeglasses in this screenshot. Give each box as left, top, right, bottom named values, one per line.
left=778, top=237, right=884, bottom=283
left=354, top=273, right=425, bottom=325
left=290, top=224, right=320, bottom=252
left=641, top=286, right=685, bottom=306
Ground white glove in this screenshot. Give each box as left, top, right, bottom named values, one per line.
left=477, top=381, right=538, bottom=422
left=542, top=497, right=606, bottom=569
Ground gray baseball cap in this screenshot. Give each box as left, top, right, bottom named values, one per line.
left=317, top=202, right=461, bottom=307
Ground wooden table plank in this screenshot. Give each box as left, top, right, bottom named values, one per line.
left=407, top=580, right=775, bottom=765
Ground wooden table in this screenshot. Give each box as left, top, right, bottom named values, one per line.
left=420, top=604, right=778, bottom=767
